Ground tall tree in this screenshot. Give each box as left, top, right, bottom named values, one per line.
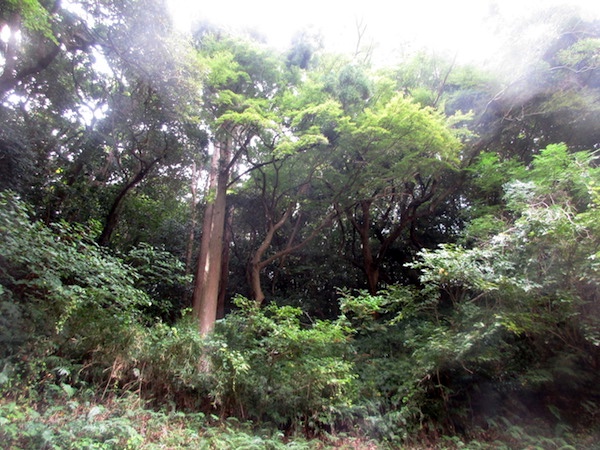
left=191, top=36, right=285, bottom=334
left=233, top=58, right=369, bottom=305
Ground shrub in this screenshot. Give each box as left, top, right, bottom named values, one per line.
left=0, top=191, right=149, bottom=391
left=206, top=296, right=356, bottom=431
left=342, top=145, right=600, bottom=441
left=125, top=315, right=211, bottom=410
left=117, top=299, right=356, bottom=433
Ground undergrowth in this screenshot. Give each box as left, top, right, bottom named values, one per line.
left=3, top=191, right=600, bottom=448
left=0, top=391, right=381, bottom=450
left=2, top=390, right=598, bottom=450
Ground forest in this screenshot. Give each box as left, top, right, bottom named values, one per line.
left=1, top=0, right=600, bottom=448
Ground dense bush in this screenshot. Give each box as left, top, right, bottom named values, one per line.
left=0, top=192, right=357, bottom=435
left=0, top=394, right=324, bottom=449
left=0, top=192, right=149, bottom=392
left=126, top=297, right=356, bottom=433
left=209, top=296, right=356, bottom=430
left=340, top=144, right=600, bottom=442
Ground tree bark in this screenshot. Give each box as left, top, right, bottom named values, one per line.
left=192, top=138, right=231, bottom=335
left=346, top=200, right=380, bottom=294
left=358, top=201, right=380, bottom=294
left=247, top=208, right=336, bottom=305
left=247, top=206, right=292, bottom=304
left=97, top=158, right=159, bottom=246
left=184, top=162, right=201, bottom=275
left=217, top=205, right=234, bottom=319
left=345, top=176, right=440, bottom=293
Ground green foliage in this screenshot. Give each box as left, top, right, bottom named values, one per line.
left=402, top=144, right=599, bottom=433
left=355, top=93, right=461, bottom=166
left=1, top=4, right=600, bottom=446
left=326, top=143, right=600, bottom=443
left=126, top=315, right=208, bottom=408
left=409, top=244, right=510, bottom=299
left=339, top=289, right=391, bottom=331
left=0, top=393, right=326, bottom=449
left=338, top=286, right=511, bottom=442
left=555, top=38, right=600, bottom=70
left=0, top=191, right=150, bottom=391
left=467, top=152, right=526, bottom=199
left=0, top=398, right=144, bottom=449
left=4, top=0, right=57, bottom=43
left=207, top=297, right=356, bottom=429
left=119, top=300, right=355, bottom=432
left=124, top=243, right=192, bottom=323
left=3, top=391, right=594, bottom=449
left=323, top=63, right=372, bottom=114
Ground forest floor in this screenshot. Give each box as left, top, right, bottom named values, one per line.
left=2, top=392, right=600, bottom=449
left=0, top=392, right=383, bottom=449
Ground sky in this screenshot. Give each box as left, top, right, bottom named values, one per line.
left=167, top=0, right=600, bottom=67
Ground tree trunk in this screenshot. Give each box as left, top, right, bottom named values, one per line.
left=248, top=261, right=266, bottom=305
left=217, top=205, right=234, bottom=319
left=354, top=200, right=380, bottom=294
left=362, top=240, right=379, bottom=294
left=193, top=149, right=219, bottom=311
left=192, top=138, right=231, bottom=335
left=247, top=208, right=336, bottom=305
left=184, top=162, right=200, bottom=275
left=247, top=206, right=292, bottom=304
left=97, top=159, right=158, bottom=246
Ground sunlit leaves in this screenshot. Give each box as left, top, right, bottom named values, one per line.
left=290, top=99, right=344, bottom=129
left=3, top=0, right=56, bottom=43
left=467, top=152, right=526, bottom=197
left=274, top=133, right=328, bottom=157
left=409, top=244, right=507, bottom=297
left=346, top=142, right=600, bottom=435
left=528, top=143, right=598, bottom=207
left=555, top=38, right=600, bottom=71
left=416, top=143, right=600, bottom=343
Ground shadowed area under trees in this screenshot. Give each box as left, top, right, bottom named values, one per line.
left=1, top=1, right=600, bottom=447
